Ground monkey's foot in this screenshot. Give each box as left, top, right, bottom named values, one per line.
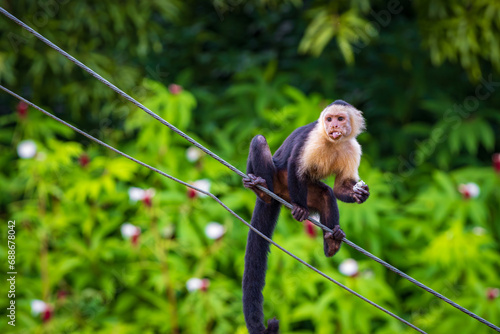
left=243, top=174, right=274, bottom=203
left=291, top=204, right=309, bottom=222
left=243, top=174, right=268, bottom=190
left=323, top=226, right=345, bottom=257
left=353, top=181, right=370, bottom=204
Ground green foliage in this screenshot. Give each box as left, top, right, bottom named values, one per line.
left=299, top=8, right=375, bottom=63
left=415, top=0, right=500, bottom=80
left=298, top=1, right=500, bottom=80
left=1, top=1, right=500, bottom=333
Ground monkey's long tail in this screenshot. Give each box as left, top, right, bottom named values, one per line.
left=243, top=199, right=281, bottom=334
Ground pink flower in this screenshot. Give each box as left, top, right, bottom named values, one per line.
left=458, top=183, right=480, bottom=200
left=121, top=223, right=141, bottom=246
left=143, top=188, right=155, bottom=207
left=31, top=299, right=53, bottom=322
left=169, top=84, right=183, bottom=95
left=186, top=278, right=210, bottom=292
left=128, top=187, right=155, bottom=207
left=188, top=179, right=211, bottom=199
left=17, top=101, right=28, bottom=118
left=493, top=153, right=500, bottom=173
left=486, top=288, right=499, bottom=300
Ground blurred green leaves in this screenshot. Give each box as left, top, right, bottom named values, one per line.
left=1, top=0, right=500, bottom=333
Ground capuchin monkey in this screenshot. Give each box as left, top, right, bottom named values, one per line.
left=242, top=100, right=370, bottom=334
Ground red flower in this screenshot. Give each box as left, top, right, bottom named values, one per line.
left=493, top=153, right=500, bottom=173
left=169, top=84, right=183, bottom=95
left=42, top=306, right=53, bottom=322
left=486, top=288, right=499, bottom=300
left=131, top=233, right=140, bottom=247
left=187, top=179, right=211, bottom=199
left=200, top=279, right=210, bottom=292
left=121, top=223, right=141, bottom=247
left=186, top=278, right=210, bottom=292
left=57, top=290, right=69, bottom=300
left=17, top=101, right=28, bottom=118
left=142, top=189, right=155, bottom=207
left=187, top=188, right=197, bottom=199
left=304, top=220, right=317, bottom=238
left=78, top=153, right=90, bottom=167
left=458, top=183, right=480, bottom=200
left=31, top=300, right=53, bottom=323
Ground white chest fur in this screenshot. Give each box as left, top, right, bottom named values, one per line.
left=298, top=127, right=361, bottom=181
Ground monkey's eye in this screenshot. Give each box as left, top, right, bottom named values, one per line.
left=326, top=117, right=332, bottom=122
left=338, top=117, right=345, bottom=121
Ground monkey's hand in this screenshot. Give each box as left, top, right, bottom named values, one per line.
left=243, top=174, right=268, bottom=190
left=323, top=225, right=345, bottom=257
left=291, top=204, right=309, bottom=222
left=353, top=180, right=370, bottom=204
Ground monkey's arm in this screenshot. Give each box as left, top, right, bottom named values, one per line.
left=287, top=154, right=310, bottom=221
left=333, top=176, right=369, bottom=203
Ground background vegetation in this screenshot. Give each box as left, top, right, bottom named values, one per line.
left=1, top=0, right=500, bottom=333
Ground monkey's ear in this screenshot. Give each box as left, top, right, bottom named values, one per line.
left=350, top=107, right=366, bottom=136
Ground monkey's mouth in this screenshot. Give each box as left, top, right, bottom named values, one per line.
left=330, top=131, right=342, bottom=140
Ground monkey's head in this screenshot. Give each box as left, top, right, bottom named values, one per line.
left=320, top=100, right=365, bottom=142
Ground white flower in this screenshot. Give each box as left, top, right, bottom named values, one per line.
left=17, top=140, right=37, bottom=159
left=129, top=187, right=155, bottom=206
left=186, top=278, right=210, bottom=292
left=339, top=258, right=359, bottom=277
left=473, top=227, right=486, bottom=236
left=192, top=179, right=211, bottom=197
left=121, top=223, right=141, bottom=239
left=458, top=182, right=480, bottom=199
left=467, top=183, right=480, bottom=198
left=128, top=187, right=146, bottom=202
left=186, top=278, right=203, bottom=292
left=31, top=299, right=48, bottom=315
left=205, top=222, right=225, bottom=239
left=186, top=146, right=203, bottom=162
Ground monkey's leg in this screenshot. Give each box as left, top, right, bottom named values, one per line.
left=308, top=182, right=345, bottom=257
left=243, top=135, right=277, bottom=203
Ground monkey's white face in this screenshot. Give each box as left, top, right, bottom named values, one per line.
left=323, top=111, right=352, bottom=141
